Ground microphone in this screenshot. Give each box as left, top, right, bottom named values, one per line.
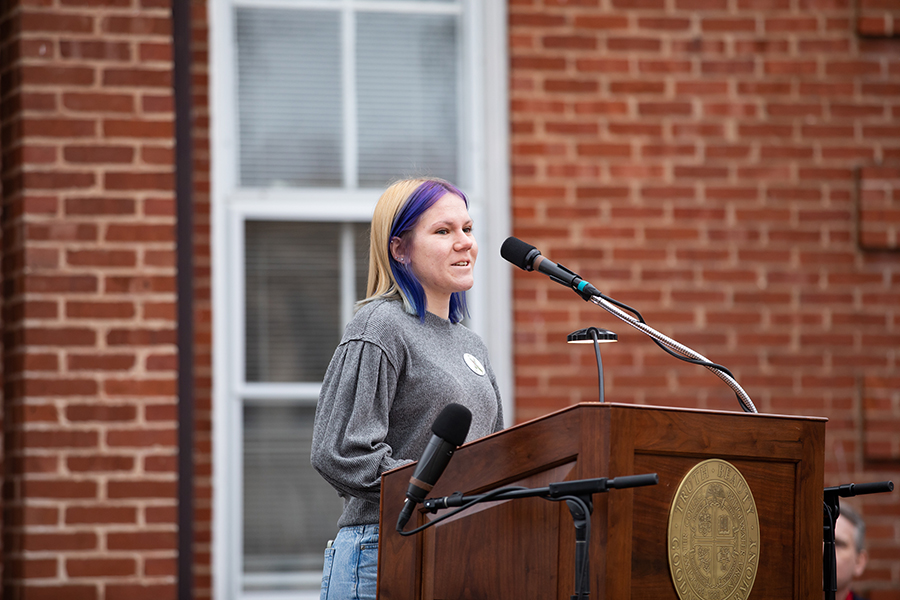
left=500, top=236, right=601, bottom=300
left=396, top=403, right=472, bottom=531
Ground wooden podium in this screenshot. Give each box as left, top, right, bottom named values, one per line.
left=378, top=403, right=825, bottom=600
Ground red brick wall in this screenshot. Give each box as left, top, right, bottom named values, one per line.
left=509, top=0, right=900, bottom=597
left=0, top=1, right=180, bottom=598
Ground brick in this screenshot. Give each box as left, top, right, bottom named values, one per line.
left=23, top=117, right=97, bottom=137
left=826, top=60, right=882, bottom=76
left=18, top=432, right=97, bottom=456
left=66, top=505, right=137, bottom=525
left=107, top=479, right=176, bottom=499
left=66, top=250, right=137, bottom=268
left=798, top=39, right=851, bottom=53
left=65, top=196, right=136, bottom=215
left=512, top=56, right=567, bottom=71
left=637, top=101, right=693, bottom=116
left=24, top=378, right=99, bottom=396
left=607, top=37, right=661, bottom=51
left=22, top=171, right=96, bottom=190
left=542, top=35, right=597, bottom=50
left=676, top=80, right=728, bottom=95
left=21, top=65, right=95, bottom=87
left=106, top=428, right=176, bottom=447
left=67, top=455, right=135, bottom=473
left=573, top=100, right=629, bottom=114
left=107, top=530, right=176, bottom=551
left=511, top=13, right=568, bottom=27
left=23, top=532, right=98, bottom=552
left=22, top=479, right=98, bottom=499
left=64, top=145, right=135, bottom=164
left=106, top=584, right=176, bottom=600
left=641, top=144, right=698, bottom=157
left=103, top=118, right=174, bottom=139
left=764, top=60, right=818, bottom=76
left=18, top=586, right=96, bottom=600
left=637, top=17, right=691, bottom=30
left=106, top=276, right=176, bottom=294
left=59, top=40, right=131, bottom=61
left=765, top=17, right=820, bottom=32
left=66, top=404, right=137, bottom=422
left=68, top=354, right=136, bottom=371
left=543, top=79, right=599, bottom=93
left=105, top=223, right=174, bottom=242
left=577, top=143, right=632, bottom=157
left=66, top=301, right=136, bottom=319
left=702, top=59, right=754, bottom=74
left=103, top=15, right=171, bottom=36
left=103, top=378, right=176, bottom=397
left=103, top=69, right=172, bottom=87
left=702, top=18, right=757, bottom=32
left=24, top=327, right=97, bottom=345
left=66, top=558, right=137, bottom=578
left=610, top=80, right=665, bottom=94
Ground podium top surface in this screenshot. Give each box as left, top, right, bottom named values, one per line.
left=511, top=401, right=828, bottom=428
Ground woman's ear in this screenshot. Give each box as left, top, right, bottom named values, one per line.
left=390, top=236, right=407, bottom=264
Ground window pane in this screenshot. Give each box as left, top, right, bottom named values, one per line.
left=245, top=222, right=341, bottom=382
left=243, top=403, right=344, bottom=575
left=245, top=221, right=370, bottom=383
left=354, top=222, right=370, bottom=300
left=357, top=12, right=459, bottom=186
left=236, top=8, right=342, bottom=187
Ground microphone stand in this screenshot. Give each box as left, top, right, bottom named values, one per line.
left=416, top=473, right=658, bottom=600
left=822, top=481, right=894, bottom=600
left=588, top=294, right=759, bottom=414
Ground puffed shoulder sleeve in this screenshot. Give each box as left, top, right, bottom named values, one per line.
left=310, top=338, right=411, bottom=505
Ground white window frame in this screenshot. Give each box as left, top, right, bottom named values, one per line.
left=209, top=1, right=510, bottom=598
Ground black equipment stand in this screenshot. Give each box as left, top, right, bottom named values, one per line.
left=822, top=480, right=894, bottom=600
left=419, top=473, right=659, bottom=600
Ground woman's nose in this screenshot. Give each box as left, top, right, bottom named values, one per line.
left=454, top=231, right=473, bottom=249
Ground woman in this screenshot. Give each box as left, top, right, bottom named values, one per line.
left=311, top=177, right=504, bottom=600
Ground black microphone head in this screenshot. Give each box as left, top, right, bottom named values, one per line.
left=501, top=236, right=540, bottom=271
left=431, top=403, right=472, bottom=447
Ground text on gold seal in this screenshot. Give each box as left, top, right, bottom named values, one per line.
left=667, top=459, right=760, bottom=600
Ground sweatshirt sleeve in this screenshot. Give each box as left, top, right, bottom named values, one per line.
left=310, top=338, right=412, bottom=505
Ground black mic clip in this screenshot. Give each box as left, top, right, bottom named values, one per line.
left=423, top=491, right=465, bottom=513
left=547, top=263, right=596, bottom=302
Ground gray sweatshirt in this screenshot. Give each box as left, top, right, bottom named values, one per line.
left=311, top=298, right=504, bottom=528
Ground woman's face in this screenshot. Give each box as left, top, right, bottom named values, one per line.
left=392, top=193, right=478, bottom=316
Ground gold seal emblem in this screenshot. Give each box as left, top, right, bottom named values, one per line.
left=668, top=459, right=760, bottom=600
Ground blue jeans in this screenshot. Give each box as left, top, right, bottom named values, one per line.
left=320, top=524, right=379, bottom=600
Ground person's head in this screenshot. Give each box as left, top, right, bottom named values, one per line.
left=365, top=177, right=475, bottom=322
left=834, top=502, right=868, bottom=596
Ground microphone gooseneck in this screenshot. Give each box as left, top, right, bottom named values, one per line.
left=501, top=236, right=758, bottom=414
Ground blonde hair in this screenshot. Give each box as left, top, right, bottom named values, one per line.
left=363, top=178, right=426, bottom=311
